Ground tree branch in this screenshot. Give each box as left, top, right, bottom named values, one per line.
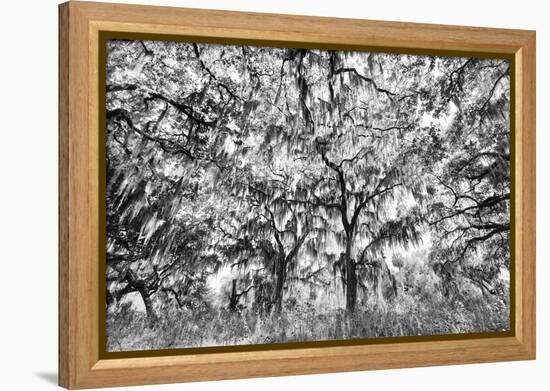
left=333, top=67, right=396, bottom=99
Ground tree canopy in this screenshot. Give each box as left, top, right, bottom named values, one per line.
left=105, top=39, right=510, bottom=350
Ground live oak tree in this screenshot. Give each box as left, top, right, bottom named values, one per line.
left=105, top=40, right=248, bottom=316
left=268, top=50, right=430, bottom=311
left=418, top=58, right=511, bottom=298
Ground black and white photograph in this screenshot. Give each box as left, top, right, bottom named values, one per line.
left=105, top=39, right=511, bottom=352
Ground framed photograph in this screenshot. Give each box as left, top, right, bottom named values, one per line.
left=59, top=1, right=536, bottom=389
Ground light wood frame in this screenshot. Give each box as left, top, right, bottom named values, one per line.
left=59, top=1, right=536, bottom=389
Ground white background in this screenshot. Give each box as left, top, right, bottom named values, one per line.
left=0, top=0, right=546, bottom=389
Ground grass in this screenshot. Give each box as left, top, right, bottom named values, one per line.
left=106, top=291, right=509, bottom=352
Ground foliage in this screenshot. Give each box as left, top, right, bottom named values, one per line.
left=105, top=40, right=511, bottom=350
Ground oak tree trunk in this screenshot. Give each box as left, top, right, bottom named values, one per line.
left=229, top=279, right=239, bottom=311
left=273, top=256, right=287, bottom=313
left=138, top=288, right=155, bottom=320
left=344, top=235, right=357, bottom=313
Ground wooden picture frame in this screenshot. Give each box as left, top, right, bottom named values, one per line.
left=59, top=1, right=536, bottom=389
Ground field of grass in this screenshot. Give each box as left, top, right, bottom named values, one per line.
left=106, top=291, right=509, bottom=352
